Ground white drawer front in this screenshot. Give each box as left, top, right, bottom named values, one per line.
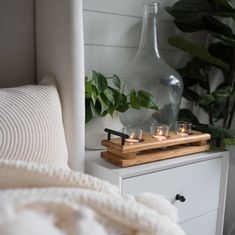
left=181, top=210, right=218, bottom=235
left=122, top=158, right=222, bottom=222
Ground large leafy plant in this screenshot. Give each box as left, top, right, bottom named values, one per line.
left=85, top=71, right=159, bottom=123
left=166, top=0, right=235, bottom=146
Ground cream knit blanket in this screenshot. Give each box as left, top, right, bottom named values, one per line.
left=0, top=160, right=185, bottom=235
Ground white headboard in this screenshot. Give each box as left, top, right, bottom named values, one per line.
left=0, top=0, right=85, bottom=171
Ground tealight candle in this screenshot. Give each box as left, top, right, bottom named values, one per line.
left=151, top=124, right=169, bottom=141
left=176, top=121, right=192, bottom=136
left=123, top=128, right=143, bottom=143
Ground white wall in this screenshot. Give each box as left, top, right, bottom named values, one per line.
left=83, top=0, right=189, bottom=75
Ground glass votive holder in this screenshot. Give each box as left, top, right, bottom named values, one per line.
left=123, top=127, right=143, bottom=143
left=151, top=124, right=169, bottom=141
left=176, top=121, right=192, bottom=136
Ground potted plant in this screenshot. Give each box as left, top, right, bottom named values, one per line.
left=165, top=0, right=235, bottom=148
left=166, top=1, right=235, bottom=233
left=85, top=71, right=159, bottom=149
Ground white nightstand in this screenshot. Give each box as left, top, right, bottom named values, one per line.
left=85, top=150, right=229, bottom=235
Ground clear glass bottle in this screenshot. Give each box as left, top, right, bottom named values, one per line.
left=119, top=2, right=183, bottom=130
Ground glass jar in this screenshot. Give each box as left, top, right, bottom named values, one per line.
left=118, top=2, right=183, bottom=130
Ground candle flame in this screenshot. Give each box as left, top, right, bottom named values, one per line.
left=158, top=130, right=163, bottom=135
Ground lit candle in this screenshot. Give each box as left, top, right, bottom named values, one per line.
left=125, top=128, right=143, bottom=143
left=151, top=124, right=169, bottom=141
left=126, top=138, right=139, bottom=143
left=158, top=130, right=163, bottom=135
left=178, top=128, right=188, bottom=136
left=126, top=132, right=139, bottom=143
left=152, top=134, right=167, bottom=141
left=176, top=122, right=191, bottom=136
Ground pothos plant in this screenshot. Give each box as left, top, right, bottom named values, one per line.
left=166, top=0, right=235, bottom=147
left=85, top=71, right=159, bottom=123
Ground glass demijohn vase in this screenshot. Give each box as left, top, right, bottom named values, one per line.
left=119, top=2, right=183, bottom=130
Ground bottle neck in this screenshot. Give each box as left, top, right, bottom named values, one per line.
left=137, top=4, right=160, bottom=58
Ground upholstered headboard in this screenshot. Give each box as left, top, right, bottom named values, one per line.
left=0, top=0, right=85, bottom=171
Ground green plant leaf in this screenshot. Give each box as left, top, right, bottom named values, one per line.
left=178, top=57, right=210, bottom=90
left=212, top=98, right=227, bottom=122
left=85, top=80, right=93, bottom=98
left=85, top=99, right=93, bottom=123
left=130, top=90, right=141, bottom=110
left=166, top=0, right=235, bottom=31
left=198, top=94, right=215, bottom=105
left=137, top=90, right=159, bottom=110
left=183, top=88, right=200, bottom=102
left=178, top=109, right=200, bottom=124
left=209, top=42, right=234, bottom=68
left=103, top=88, right=115, bottom=105
left=168, top=36, right=230, bottom=71
left=107, top=87, right=123, bottom=112
left=116, top=94, right=129, bottom=113
left=202, top=16, right=235, bottom=39
left=92, top=70, right=108, bottom=93
left=224, top=137, right=235, bottom=145
left=85, top=70, right=160, bottom=123
left=166, top=0, right=214, bottom=21
left=91, top=86, right=98, bottom=104
left=97, top=94, right=109, bottom=115
left=112, top=74, right=121, bottom=89
left=90, top=100, right=100, bottom=118
left=212, top=87, right=232, bottom=98
left=213, top=33, right=235, bottom=48
left=195, top=124, right=235, bottom=138
left=230, top=89, right=235, bottom=107
left=213, top=0, right=235, bottom=15
left=178, top=60, right=208, bottom=82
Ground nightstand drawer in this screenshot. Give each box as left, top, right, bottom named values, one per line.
left=122, top=158, right=222, bottom=223
left=181, top=210, right=218, bottom=235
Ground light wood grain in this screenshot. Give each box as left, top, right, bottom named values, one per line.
left=102, top=131, right=211, bottom=153
left=107, top=148, right=136, bottom=159
left=101, top=144, right=210, bottom=167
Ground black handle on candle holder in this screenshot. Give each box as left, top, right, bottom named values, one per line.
left=104, top=128, right=129, bottom=145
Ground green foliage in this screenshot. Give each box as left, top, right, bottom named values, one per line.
left=168, top=36, right=230, bottom=70
left=85, top=71, right=159, bottom=123
left=166, top=0, right=235, bottom=146
left=178, top=109, right=199, bottom=124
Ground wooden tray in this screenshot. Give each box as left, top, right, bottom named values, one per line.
left=101, top=131, right=211, bottom=167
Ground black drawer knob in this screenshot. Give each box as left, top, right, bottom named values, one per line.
left=175, top=194, right=186, bottom=202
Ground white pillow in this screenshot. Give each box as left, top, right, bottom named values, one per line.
left=0, top=75, right=68, bottom=168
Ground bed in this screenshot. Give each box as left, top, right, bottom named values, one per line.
left=0, top=1, right=185, bottom=234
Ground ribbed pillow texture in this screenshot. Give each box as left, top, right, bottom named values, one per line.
left=0, top=75, right=68, bottom=167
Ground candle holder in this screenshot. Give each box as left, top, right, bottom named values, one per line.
left=101, top=127, right=211, bottom=167
left=151, top=124, right=169, bottom=141
left=176, top=121, right=192, bottom=136
left=123, top=127, right=143, bottom=143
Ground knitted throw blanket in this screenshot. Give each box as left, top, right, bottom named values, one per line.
left=0, top=160, right=185, bottom=235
